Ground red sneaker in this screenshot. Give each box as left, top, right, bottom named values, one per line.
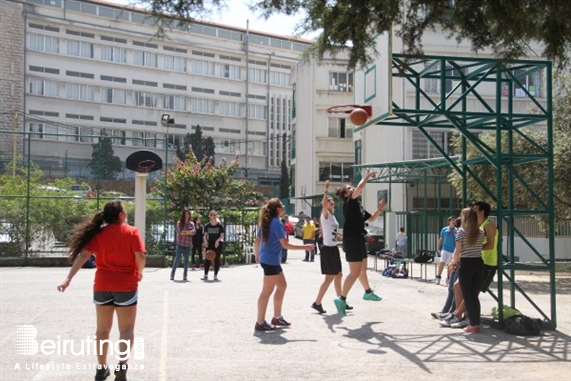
left=463, top=325, right=481, bottom=333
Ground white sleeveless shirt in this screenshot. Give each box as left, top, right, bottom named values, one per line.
left=320, top=212, right=339, bottom=247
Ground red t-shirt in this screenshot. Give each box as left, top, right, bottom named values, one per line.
left=84, top=223, right=146, bottom=292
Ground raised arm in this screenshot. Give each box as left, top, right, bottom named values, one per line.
left=352, top=172, right=377, bottom=199
left=321, top=180, right=331, bottom=219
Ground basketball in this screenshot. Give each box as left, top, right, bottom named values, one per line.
left=350, top=108, right=368, bottom=126
left=205, top=249, right=216, bottom=261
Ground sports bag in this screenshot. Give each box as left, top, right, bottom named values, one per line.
left=413, top=250, right=434, bottom=263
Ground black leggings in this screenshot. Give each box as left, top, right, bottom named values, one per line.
left=204, top=246, right=222, bottom=275
left=459, top=257, right=485, bottom=326
left=191, top=246, right=202, bottom=267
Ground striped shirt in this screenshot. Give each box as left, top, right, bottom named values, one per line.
left=455, top=227, right=484, bottom=258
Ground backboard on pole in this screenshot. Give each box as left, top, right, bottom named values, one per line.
left=353, top=30, right=393, bottom=132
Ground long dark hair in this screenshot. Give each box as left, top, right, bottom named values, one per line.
left=259, top=198, right=282, bottom=243
left=334, top=185, right=350, bottom=203
left=178, top=208, right=191, bottom=228
left=66, top=200, right=124, bottom=263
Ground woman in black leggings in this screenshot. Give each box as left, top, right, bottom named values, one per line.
left=191, top=216, right=204, bottom=270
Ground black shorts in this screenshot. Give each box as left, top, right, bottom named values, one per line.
left=480, top=265, right=497, bottom=292
left=260, top=263, right=283, bottom=276
left=93, top=291, right=138, bottom=307
left=343, top=235, right=367, bottom=262
left=320, top=245, right=342, bottom=275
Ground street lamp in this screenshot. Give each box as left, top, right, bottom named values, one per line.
left=161, top=113, right=174, bottom=149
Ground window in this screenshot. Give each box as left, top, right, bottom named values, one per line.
left=328, top=117, right=353, bottom=138
left=164, top=55, right=186, bottom=72
left=191, top=98, right=214, bottom=114
left=66, top=83, right=94, bottom=101
left=219, top=101, right=241, bottom=117
left=164, top=94, right=187, bottom=111
left=191, top=60, right=215, bottom=76
left=67, top=40, right=93, bottom=58
left=248, top=104, right=266, bottom=119
left=329, top=72, right=353, bottom=92
left=424, top=64, right=462, bottom=94
left=411, top=130, right=457, bottom=159
left=80, top=127, right=93, bottom=143
left=220, top=63, right=241, bottom=80
left=248, top=67, right=267, bottom=83
left=133, top=91, right=157, bottom=108
left=510, top=69, right=543, bottom=98
left=101, top=88, right=126, bottom=104
left=270, top=71, right=290, bottom=86
left=29, top=78, right=59, bottom=97
left=319, top=162, right=353, bottom=182
left=28, top=33, right=59, bottom=53
left=101, top=45, right=126, bottom=63
left=29, top=122, right=58, bottom=140
left=133, top=50, right=157, bottom=68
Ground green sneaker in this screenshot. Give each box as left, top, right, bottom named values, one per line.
left=363, top=291, right=382, bottom=301
left=333, top=297, right=347, bottom=316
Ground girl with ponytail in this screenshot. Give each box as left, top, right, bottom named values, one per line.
left=253, top=198, right=314, bottom=332
left=57, top=200, right=146, bottom=380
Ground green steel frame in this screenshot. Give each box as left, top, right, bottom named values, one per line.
left=356, top=54, right=556, bottom=329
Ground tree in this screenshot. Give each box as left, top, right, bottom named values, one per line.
left=175, top=125, right=215, bottom=163
left=88, top=135, right=123, bottom=180
left=448, top=72, right=571, bottom=228
left=158, top=149, right=240, bottom=212
left=142, top=0, right=571, bottom=69
left=279, top=158, right=290, bottom=199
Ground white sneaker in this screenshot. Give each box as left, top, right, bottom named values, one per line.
left=451, top=318, right=469, bottom=328
left=435, top=276, right=442, bottom=285
left=201, top=275, right=208, bottom=281
left=214, top=275, right=218, bottom=281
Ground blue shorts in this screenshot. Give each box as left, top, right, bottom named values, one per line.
left=93, top=291, right=138, bottom=307
left=260, top=263, right=283, bottom=276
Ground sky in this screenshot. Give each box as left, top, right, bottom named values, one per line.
left=112, top=0, right=314, bottom=39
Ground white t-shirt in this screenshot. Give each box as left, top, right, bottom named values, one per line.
left=320, top=212, right=339, bottom=247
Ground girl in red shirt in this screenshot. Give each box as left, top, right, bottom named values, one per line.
left=57, top=201, right=146, bottom=381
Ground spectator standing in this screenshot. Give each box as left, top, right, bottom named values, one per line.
left=191, top=216, right=204, bottom=270
left=170, top=209, right=195, bottom=281
left=281, top=217, right=292, bottom=263
left=395, top=227, right=407, bottom=255
left=57, top=200, right=146, bottom=381
left=474, top=201, right=498, bottom=293
left=436, top=217, right=457, bottom=285
left=301, top=216, right=317, bottom=262
left=203, top=210, right=225, bottom=281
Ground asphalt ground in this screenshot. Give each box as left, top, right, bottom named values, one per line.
left=1, top=237, right=570, bottom=381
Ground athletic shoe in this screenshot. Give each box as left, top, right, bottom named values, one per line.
left=363, top=291, right=382, bottom=301
left=254, top=321, right=276, bottom=332
left=271, top=316, right=291, bottom=327
left=435, top=275, right=442, bottom=285
left=201, top=275, right=208, bottom=281
left=114, top=363, right=127, bottom=381
left=439, top=315, right=460, bottom=327
left=170, top=276, right=174, bottom=281
left=311, top=302, right=326, bottom=314
left=333, top=297, right=347, bottom=316
left=431, top=312, right=448, bottom=319
left=94, top=367, right=110, bottom=381
left=451, top=318, right=469, bottom=328
left=345, top=303, right=354, bottom=310
left=445, top=278, right=449, bottom=286
left=214, top=275, right=218, bottom=281
left=463, top=325, right=481, bottom=333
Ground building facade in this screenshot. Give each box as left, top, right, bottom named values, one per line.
left=0, top=0, right=311, bottom=184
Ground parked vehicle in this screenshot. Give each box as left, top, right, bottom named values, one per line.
left=364, top=226, right=385, bottom=254
left=294, top=219, right=305, bottom=239
left=69, top=184, right=92, bottom=197
left=285, top=215, right=300, bottom=235
left=99, top=191, right=134, bottom=202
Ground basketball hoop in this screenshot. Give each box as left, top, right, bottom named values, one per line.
left=326, top=104, right=372, bottom=116
left=137, top=160, right=156, bottom=173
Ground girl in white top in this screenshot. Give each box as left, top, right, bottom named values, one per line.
left=311, top=180, right=345, bottom=314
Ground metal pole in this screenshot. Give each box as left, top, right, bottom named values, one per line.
left=12, top=111, right=18, bottom=176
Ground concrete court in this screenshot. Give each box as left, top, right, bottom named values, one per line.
left=1, top=239, right=570, bottom=381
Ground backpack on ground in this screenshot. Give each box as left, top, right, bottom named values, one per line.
left=504, top=315, right=544, bottom=336
left=413, top=250, right=434, bottom=263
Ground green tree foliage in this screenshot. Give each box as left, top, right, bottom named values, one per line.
left=88, top=135, right=123, bottom=180
left=279, top=158, right=290, bottom=199
left=448, top=73, right=571, bottom=228
left=175, top=125, right=215, bottom=163
left=158, top=149, right=240, bottom=212
left=142, top=0, right=571, bottom=69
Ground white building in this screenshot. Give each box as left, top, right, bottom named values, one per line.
left=0, top=0, right=311, bottom=184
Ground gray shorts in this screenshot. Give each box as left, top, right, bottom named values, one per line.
left=93, top=291, right=138, bottom=307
